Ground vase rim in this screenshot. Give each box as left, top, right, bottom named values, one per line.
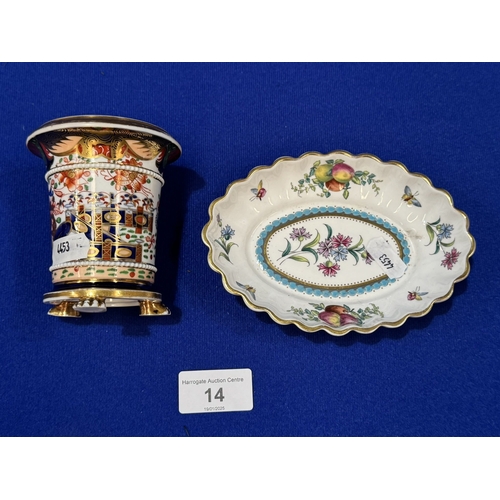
left=26, top=114, right=182, bottom=155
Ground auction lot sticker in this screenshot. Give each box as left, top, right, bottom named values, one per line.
left=178, top=368, right=253, bottom=414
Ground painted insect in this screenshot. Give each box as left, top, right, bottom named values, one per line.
left=250, top=180, right=266, bottom=201
left=236, top=282, right=256, bottom=300
left=402, top=185, right=421, bottom=207
left=407, top=286, right=428, bottom=301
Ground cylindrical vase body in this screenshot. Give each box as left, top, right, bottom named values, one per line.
left=27, top=115, right=181, bottom=315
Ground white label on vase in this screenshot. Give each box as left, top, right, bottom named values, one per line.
left=365, top=236, right=407, bottom=279
left=178, top=368, right=253, bottom=414
left=52, top=234, right=90, bottom=266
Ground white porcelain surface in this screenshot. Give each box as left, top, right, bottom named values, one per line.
left=203, top=151, right=475, bottom=336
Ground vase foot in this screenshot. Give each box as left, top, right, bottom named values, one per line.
left=139, top=300, right=171, bottom=316
left=47, top=301, right=81, bottom=318
left=43, top=288, right=170, bottom=317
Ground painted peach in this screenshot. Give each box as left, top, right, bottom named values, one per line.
left=331, top=163, right=355, bottom=184
left=318, top=311, right=341, bottom=327
left=319, top=308, right=361, bottom=327
left=339, top=313, right=361, bottom=326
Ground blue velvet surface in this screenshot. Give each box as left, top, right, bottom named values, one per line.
left=0, top=63, right=498, bottom=436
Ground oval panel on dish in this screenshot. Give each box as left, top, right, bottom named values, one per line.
left=256, top=207, right=410, bottom=296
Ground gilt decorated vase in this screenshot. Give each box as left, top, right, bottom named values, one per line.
left=27, top=115, right=181, bottom=317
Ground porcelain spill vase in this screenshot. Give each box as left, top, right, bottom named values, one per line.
left=27, top=115, right=181, bottom=317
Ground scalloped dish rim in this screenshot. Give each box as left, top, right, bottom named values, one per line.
left=202, top=150, right=475, bottom=336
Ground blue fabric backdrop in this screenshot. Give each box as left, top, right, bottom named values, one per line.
left=0, top=63, right=498, bottom=436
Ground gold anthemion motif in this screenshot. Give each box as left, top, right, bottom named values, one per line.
left=46, top=129, right=163, bottom=161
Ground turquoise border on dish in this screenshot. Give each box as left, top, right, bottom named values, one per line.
left=255, top=206, right=411, bottom=298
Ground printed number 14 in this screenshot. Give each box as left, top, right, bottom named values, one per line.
left=205, top=387, right=225, bottom=403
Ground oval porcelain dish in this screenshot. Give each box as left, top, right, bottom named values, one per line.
left=202, top=151, right=475, bottom=336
